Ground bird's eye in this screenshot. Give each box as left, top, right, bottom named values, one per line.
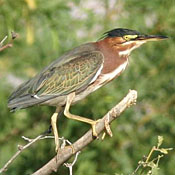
left=123, top=35, right=138, bottom=41
left=123, top=35, right=130, bottom=41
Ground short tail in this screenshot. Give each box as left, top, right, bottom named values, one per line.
left=8, top=94, right=55, bottom=112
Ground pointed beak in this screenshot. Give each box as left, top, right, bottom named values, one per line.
left=137, top=35, right=168, bottom=42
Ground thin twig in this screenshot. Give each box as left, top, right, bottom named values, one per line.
left=0, top=134, right=43, bottom=173
left=0, top=36, right=8, bottom=46
left=22, top=135, right=55, bottom=142
left=64, top=151, right=81, bottom=175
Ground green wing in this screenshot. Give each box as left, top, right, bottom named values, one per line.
left=33, top=51, right=104, bottom=96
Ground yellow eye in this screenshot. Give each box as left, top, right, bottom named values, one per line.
left=123, top=35, right=138, bottom=41
left=123, top=35, right=130, bottom=41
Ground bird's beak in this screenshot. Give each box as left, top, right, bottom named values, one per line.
left=137, top=35, right=168, bottom=42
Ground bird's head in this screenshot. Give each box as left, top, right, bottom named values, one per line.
left=101, top=28, right=168, bottom=56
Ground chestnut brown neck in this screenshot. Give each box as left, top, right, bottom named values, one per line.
left=96, top=38, right=128, bottom=74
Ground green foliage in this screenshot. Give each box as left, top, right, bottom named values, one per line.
left=131, top=136, right=173, bottom=175
left=0, top=0, right=175, bottom=174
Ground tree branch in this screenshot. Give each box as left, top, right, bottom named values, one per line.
left=32, top=89, right=137, bottom=175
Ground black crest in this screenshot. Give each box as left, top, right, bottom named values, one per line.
left=102, top=28, right=141, bottom=39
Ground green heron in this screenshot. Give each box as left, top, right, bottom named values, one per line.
left=8, top=28, right=167, bottom=152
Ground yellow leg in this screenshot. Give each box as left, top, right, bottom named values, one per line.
left=51, top=106, right=63, bottom=152
left=64, top=92, right=101, bottom=137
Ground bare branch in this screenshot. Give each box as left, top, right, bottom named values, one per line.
left=32, top=89, right=137, bottom=175
left=0, top=32, right=18, bottom=52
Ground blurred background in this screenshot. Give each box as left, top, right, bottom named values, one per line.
left=0, top=0, right=175, bottom=174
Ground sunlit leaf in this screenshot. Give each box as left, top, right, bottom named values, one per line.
left=25, top=0, right=37, bottom=10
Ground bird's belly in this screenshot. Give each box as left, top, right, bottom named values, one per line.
left=42, top=95, right=67, bottom=106
left=44, top=85, right=96, bottom=106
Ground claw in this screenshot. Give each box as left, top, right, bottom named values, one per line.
left=101, top=114, right=113, bottom=140
left=60, top=137, right=75, bottom=154
left=101, top=132, right=106, bottom=140
left=105, top=118, right=113, bottom=137
left=92, top=119, right=102, bottom=138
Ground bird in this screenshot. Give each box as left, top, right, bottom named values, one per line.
left=8, top=28, right=167, bottom=152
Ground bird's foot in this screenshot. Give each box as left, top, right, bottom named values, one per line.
left=59, top=137, right=75, bottom=154
left=104, top=117, right=113, bottom=137
left=101, top=114, right=113, bottom=140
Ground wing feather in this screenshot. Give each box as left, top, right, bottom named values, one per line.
left=33, top=51, right=104, bottom=96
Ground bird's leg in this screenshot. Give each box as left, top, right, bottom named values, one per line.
left=51, top=106, right=63, bottom=152
left=51, top=113, right=59, bottom=152
left=64, top=92, right=101, bottom=138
